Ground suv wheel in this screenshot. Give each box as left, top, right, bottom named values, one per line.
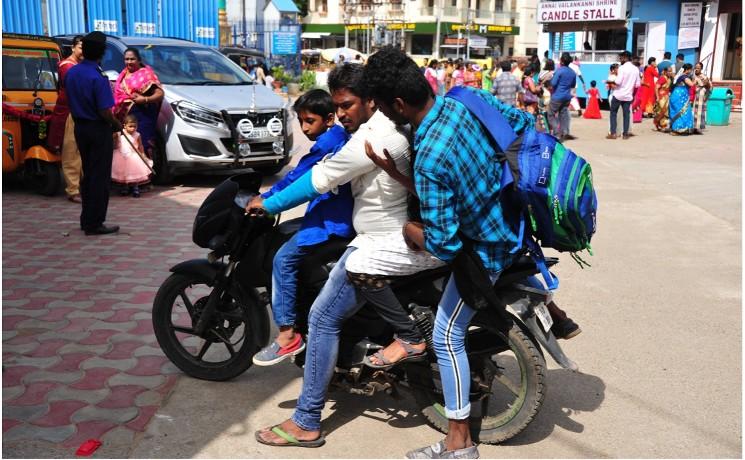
left=151, top=138, right=173, bottom=185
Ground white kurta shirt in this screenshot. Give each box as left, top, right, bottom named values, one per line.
left=311, top=110, right=411, bottom=242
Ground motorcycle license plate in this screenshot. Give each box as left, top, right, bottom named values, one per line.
left=535, top=303, right=553, bottom=332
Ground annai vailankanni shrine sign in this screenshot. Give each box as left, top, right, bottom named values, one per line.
left=537, top=0, right=628, bottom=22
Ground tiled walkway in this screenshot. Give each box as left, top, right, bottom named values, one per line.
left=2, top=183, right=214, bottom=455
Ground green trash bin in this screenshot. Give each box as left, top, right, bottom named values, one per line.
left=707, top=87, right=734, bottom=126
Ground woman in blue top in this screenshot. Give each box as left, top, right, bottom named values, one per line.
left=669, top=63, right=695, bottom=135
left=252, top=89, right=354, bottom=366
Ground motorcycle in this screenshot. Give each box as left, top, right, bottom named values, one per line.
left=152, top=172, right=578, bottom=444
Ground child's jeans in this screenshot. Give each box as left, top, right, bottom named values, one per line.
left=271, top=233, right=311, bottom=328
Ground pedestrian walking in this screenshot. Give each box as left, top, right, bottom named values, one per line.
left=692, top=62, right=712, bottom=134
left=65, top=31, right=122, bottom=235
left=111, top=114, right=152, bottom=197
left=606, top=51, right=639, bottom=140
left=640, top=57, right=659, bottom=117
left=548, top=52, right=576, bottom=140
left=424, top=59, right=438, bottom=94
left=653, top=66, right=674, bottom=132
left=490, top=60, right=522, bottom=107
left=48, top=35, right=84, bottom=203
left=670, top=63, right=695, bottom=135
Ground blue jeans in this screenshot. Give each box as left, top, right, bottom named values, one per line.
left=610, top=98, right=631, bottom=136
left=291, top=247, right=362, bottom=431
left=271, top=234, right=310, bottom=327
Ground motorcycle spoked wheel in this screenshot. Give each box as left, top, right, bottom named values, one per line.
left=409, top=323, right=546, bottom=444
left=152, top=273, right=260, bottom=381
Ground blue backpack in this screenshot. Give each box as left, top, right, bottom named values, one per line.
left=446, top=87, right=598, bottom=290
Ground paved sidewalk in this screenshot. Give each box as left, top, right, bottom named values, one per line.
left=2, top=182, right=213, bottom=457
left=2, top=112, right=741, bottom=458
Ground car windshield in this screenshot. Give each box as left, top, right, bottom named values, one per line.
left=132, top=45, right=253, bottom=86
left=2, top=47, right=59, bottom=91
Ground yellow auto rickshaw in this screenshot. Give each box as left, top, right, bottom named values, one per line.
left=2, top=33, right=62, bottom=195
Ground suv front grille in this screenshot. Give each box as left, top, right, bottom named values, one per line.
left=230, top=111, right=282, bottom=129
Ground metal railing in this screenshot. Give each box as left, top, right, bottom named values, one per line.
left=550, top=50, right=625, bottom=63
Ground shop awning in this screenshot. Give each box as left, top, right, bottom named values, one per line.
left=544, top=20, right=626, bottom=33
left=301, top=32, right=330, bottom=39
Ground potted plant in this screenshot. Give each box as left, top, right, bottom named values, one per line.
left=287, top=75, right=301, bottom=96
left=270, top=65, right=290, bottom=91
left=299, top=70, right=317, bottom=92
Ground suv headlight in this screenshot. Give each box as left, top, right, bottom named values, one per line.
left=171, top=101, right=226, bottom=129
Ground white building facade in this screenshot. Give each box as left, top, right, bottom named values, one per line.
left=302, top=0, right=541, bottom=59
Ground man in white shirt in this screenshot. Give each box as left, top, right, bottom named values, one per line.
left=252, top=63, right=442, bottom=448
left=568, top=56, right=587, bottom=116
left=607, top=51, right=640, bottom=140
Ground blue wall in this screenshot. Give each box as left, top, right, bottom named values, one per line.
left=2, top=0, right=43, bottom=35
left=628, top=0, right=697, bottom=63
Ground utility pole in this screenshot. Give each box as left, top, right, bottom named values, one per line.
left=434, top=0, right=442, bottom=58
left=466, top=8, right=472, bottom=61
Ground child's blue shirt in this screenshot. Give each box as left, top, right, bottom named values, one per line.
left=261, top=124, right=354, bottom=247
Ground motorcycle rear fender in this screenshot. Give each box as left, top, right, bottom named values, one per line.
left=23, top=145, right=59, bottom=163
left=506, top=291, right=579, bottom=371
left=169, top=259, right=225, bottom=283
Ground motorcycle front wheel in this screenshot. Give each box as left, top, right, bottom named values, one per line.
left=408, top=322, right=546, bottom=444
left=152, top=273, right=260, bottom=381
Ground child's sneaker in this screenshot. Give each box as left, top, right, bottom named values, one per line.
left=252, top=334, right=305, bottom=366
left=132, top=185, right=141, bottom=198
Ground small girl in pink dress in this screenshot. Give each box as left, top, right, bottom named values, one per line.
left=111, top=114, right=152, bottom=197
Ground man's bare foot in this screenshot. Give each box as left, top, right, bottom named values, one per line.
left=368, top=339, right=426, bottom=366
left=255, top=419, right=321, bottom=445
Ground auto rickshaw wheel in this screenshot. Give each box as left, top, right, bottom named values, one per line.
left=24, top=159, right=61, bottom=196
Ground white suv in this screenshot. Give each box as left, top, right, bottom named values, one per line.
left=55, top=35, right=294, bottom=182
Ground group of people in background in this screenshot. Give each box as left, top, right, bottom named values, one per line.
left=604, top=51, right=712, bottom=137
left=423, top=48, right=714, bottom=141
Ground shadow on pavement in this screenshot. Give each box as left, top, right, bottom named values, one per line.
left=503, top=368, right=606, bottom=446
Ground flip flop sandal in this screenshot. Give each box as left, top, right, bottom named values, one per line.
left=363, top=338, right=427, bottom=369
left=254, top=425, right=325, bottom=448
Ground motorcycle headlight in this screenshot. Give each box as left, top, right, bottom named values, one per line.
left=171, top=101, right=226, bottom=129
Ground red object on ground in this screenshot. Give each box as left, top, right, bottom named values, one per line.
left=75, top=439, right=102, bottom=456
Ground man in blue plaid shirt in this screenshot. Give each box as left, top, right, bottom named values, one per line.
left=363, top=46, right=534, bottom=459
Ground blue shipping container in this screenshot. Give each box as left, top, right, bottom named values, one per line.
left=86, top=0, right=122, bottom=35
left=161, top=0, right=190, bottom=40
left=125, top=0, right=158, bottom=36
left=47, top=0, right=87, bottom=36
left=191, top=0, right=218, bottom=46
left=2, top=0, right=43, bottom=35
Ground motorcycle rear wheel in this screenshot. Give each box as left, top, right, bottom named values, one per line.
left=152, top=273, right=260, bottom=381
left=409, top=323, right=546, bottom=444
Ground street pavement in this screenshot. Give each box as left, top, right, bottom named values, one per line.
left=2, top=110, right=742, bottom=458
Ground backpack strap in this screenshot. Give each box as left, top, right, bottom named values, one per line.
left=446, top=86, right=518, bottom=152
left=446, top=86, right=523, bottom=185
left=525, top=239, right=559, bottom=290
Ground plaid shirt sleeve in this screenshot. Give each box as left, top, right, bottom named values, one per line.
left=415, top=164, right=462, bottom=262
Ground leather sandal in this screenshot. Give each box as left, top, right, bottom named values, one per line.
left=363, top=337, right=427, bottom=369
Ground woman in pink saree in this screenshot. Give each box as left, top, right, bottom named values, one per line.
left=114, top=48, right=164, bottom=157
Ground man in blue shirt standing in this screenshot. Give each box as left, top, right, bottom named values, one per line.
left=549, top=52, right=577, bottom=141
left=65, top=31, right=122, bottom=235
